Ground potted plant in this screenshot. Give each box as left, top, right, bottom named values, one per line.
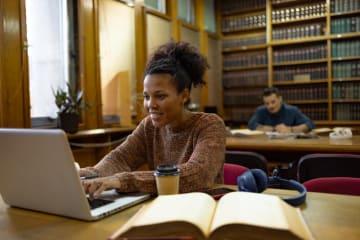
left=53, top=83, right=90, bottom=133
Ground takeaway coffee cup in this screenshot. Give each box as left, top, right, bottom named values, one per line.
left=154, top=164, right=180, bottom=195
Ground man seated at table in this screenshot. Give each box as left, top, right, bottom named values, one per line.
left=248, top=87, right=315, bottom=133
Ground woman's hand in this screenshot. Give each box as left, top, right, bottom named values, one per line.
left=81, top=176, right=120, bottom=200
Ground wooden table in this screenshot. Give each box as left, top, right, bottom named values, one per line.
left=226, top=135, right=360, bottom=153
left=226, top=134, right=360, bottom=173
left=1, top=189, right=360, bottom=240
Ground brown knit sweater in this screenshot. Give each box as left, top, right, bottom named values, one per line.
left=79, top=112, right=226, bottom=193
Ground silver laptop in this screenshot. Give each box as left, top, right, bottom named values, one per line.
left=0, top=128, right=151, bottom=221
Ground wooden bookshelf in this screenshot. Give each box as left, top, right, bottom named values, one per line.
left=219, top=0, right=360, bottom=127
left=220, top=0, right=267, bottom=125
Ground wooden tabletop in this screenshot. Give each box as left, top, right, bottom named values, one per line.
left=1, top=188, right=360, bottom=240
left=226, top=135, right=360, bottom=153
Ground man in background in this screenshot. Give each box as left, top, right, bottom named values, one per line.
left=248, top=87, right=315, bottom=133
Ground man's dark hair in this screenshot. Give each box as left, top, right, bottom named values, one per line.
left=263, top=87, right=280, bottom=97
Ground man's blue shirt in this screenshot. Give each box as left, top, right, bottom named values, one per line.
left=248, top=103, right=315, bottom=130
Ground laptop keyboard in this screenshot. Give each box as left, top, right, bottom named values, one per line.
left=87, top=198, right=114, bottom=209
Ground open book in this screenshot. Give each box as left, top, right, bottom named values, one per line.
left=265, top=132, right=319, bottom=139
left=229, top=128, right=264, bottom=137
left=108, top=191, right=314, bottom=240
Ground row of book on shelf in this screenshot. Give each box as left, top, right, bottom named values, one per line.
left=222, top=16, right=360, bottom=36
left=223, top=86, right=329, bottom=103
left=223, top=81, right=360, bottom=100
left=274, top=44, right=326, bottom=62
left=223, top=33, right=359, bottom=53
left=333, top=82, right=360, bottom=99
left=272, top=3, right=326, bottom=23
left=223, top=69, right=268, bottom=88
left=333, top=103, right=360, bottom=120
left=222, top=18, right=327, bottom=37
left=333, top=60, right=360, bottom=78
left=223, top=88, right=263, bottom=105
left=272, top=23, right=324, bottom=40
left=222, top=14, right=266, bottom=32
left=223, top=52, right=267, bottom=68
left=220, top=0, right=358, bottom=15
left=220, top=0, right=265, bottom=14
left=223, top=36, right=359, bottom=57
left=273, top=65, right=327, bottom=82
left=332, top=40, right=360, bottom=57
left=331, top=16, right=360, bottom=34
left=278, top=85, right=328, bottom=101
left=330, top=0, right=360, bottom=13
left=221, top=11, right=356, bottom=36
left=299, top=105, right=328, bottom=121
left=222, top=63, right=360, bottom=82
left=223, top=80, right=360, bottom=102
left=223, top=41, right=359, bottom=64
left=222, top=35, right=266, bottom=49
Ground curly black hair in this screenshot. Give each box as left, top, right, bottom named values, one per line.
left=144, top=41, right=209, bottom=93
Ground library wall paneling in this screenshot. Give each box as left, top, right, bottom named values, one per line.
left=219, top=0, right=360, bottom=127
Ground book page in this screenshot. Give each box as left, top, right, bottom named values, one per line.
left=210, top=192, right=313, bottom=240
left=230, top=129, right=264, bottom=136
left=110, top=192, right=217, bottom=239
left=312, top=127, right=333, bottom=134
left=211, top=192, right=289, bottom=231
left=265, top=132, right=299, bottom=139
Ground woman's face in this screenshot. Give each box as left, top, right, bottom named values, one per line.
left=143, top=73, right=189, bottom=128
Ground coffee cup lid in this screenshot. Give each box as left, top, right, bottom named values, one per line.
left=154, top=164, right=180, bottom=176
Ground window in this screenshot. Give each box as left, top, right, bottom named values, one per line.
left=178, top=0, right=195, bottom=24
left=144, top=0, right=166, bottom=13
left=26, top=0, right=79, bottom=127
left=204, top=0, right=216, bottom=33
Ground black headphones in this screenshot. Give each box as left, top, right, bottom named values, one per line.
left=237, top=169, right=306, bottom=206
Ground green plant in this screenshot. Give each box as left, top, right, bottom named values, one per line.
left=53, top=83, right=90, bottom=115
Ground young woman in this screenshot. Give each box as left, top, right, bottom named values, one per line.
left=80, top=41, right=226, bottom=198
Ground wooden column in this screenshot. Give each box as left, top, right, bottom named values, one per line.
left=134, top=0, right=147, bottom=122
left=0, top=0, right=30, bottom=128
left=78, top=0, right=102, bottom=129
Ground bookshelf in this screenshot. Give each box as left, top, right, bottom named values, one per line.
left=221, top=0, right=268, bottom=124
left=220, top=0, right=360, bottom=127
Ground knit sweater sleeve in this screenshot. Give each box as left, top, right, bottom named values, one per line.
left=79, top=120, right=148, bottom=178
left=177, top=114, right=226, bottom=192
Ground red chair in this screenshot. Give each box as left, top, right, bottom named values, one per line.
left=303, top=177, right=360, bottom=196
left=223, top=163, right=249, bottom=185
